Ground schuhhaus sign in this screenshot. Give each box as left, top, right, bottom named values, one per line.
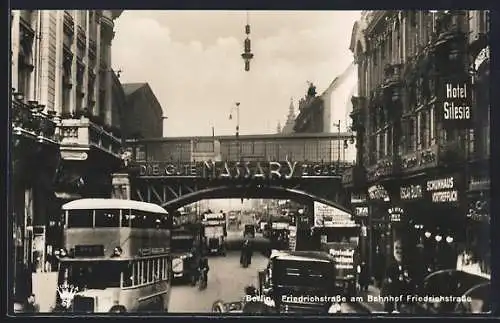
left=442, top=81, right=472, bottom=129
left=137, top=160, right=340, bottom=179
left=426, top=176, right=459, bottom=204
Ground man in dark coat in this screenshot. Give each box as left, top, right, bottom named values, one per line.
left=358, top=261, right=370, bottom=292
left=383, top=240, right=410, bottom=312
left=240, top=238, right=253, bottom=266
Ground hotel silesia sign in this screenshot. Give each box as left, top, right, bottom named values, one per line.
left=136, top=160, right=341, bottom=179
left=441, top=81, right=472, bottom=129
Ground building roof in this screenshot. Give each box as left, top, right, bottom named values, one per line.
left=61, top=198, right=168, bottom=214
left=270, top=250, right=335, bottom=263
left=320, top=63, right=356, bottom=97
left=122, top=83, right=148, bottom=96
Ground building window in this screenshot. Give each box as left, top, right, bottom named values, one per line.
left=62, top=53, right=72, bottom=115
left=387, top=126, right=393, bottom=156
left=18, top=26, right=35, bottom=97
left=369, top=135, right=376, bottom=164
left=76, top=62, right=85, bottom=112
left=87, top=73, right=95, bottom=111
left=418, top=110, right=430, bottom=149
left=430, top=106, right=435, bottom=143
left=378, top=132, right=385, bottom=159
left=405, top=118, right=416, bottom=153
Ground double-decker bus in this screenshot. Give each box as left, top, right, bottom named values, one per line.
left=55, top=199, right=172, bottom=313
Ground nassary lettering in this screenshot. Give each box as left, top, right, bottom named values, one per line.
left=137, top=160, right=340, bottom=179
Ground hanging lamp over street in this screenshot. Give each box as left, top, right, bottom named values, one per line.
left=241, top=11, right=254, bottom=71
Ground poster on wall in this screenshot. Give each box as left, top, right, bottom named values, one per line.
left=313, top=202, right=355, bottom=227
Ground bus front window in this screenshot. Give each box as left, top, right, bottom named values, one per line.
left=58, top=261, right=122, bottom=290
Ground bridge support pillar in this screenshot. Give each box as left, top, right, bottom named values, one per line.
left=111, top=173, right=131, bottom=200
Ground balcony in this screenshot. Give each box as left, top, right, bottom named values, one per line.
left=11, top=95, right=58, bottom=145
left=400, top=144, right=439, bottom=174
left=76, top=25, right=86, bottom=48
left=434, top=11, right=466, bottom=47
left=382, top=63, right=402, bottom=88
left=366, top=156, right=399, bottom=183
left=63, top=11, right=74, bottom=35
left=58, top=116, right=122, bottom=161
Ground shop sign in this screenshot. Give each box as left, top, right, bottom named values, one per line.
left=474, top=46, right=489, bottom=71
left=351, top=193, right=367, bottom=204
left=388, top=207, right=404, bottom=222
left=137, top=160, right=340, bottom=179
left=355, top=206, right=368, bottom=217
left=400, top=184, right=423, bottom=201
left=329, top=247, right=355, bottom=270
left=441, top=80, right=472, bottom=129
left=469, top=176, right=490, bottom=191
left=426, top=176, right=459, bottom=204
left=368, top=185, right=390, bottom=201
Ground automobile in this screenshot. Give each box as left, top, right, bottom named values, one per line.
left=244, top=224, right=256, bottom=238
left=171, top=229, right=197, bottom=282
left=258, top=249, right=343, bottom=314
left=212, top=250, right=342, bottom=314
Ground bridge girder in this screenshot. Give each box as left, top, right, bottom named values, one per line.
left=131, top=178, right=350, bottom=212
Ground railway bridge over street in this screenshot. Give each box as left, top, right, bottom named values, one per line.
left=112, top=132, right=356, bottom=213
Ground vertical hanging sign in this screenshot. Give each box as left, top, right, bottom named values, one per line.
left=441, top=79, right=473, bottom=129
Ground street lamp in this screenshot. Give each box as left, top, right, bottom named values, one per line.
left=229, top=102, right=241, bottom=160
left=241, top=11, right=254, bottom=71
left=333, top=120, right=341, bottom=169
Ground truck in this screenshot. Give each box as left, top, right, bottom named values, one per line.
left=202, top=213, right=227, bottom=255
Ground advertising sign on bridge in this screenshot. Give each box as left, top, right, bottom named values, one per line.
left=135, top=160, right=341, bottom=179
left=313, top=202, right=355, bottom=227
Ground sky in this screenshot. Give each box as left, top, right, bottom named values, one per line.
left=112, top=10, right=361, bottom=138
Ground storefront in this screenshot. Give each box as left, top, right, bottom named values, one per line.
left=425, top=173, right=466, bottom=270
left=462, top=173, right=490, bottom=278
left=398, top=177, right=428, bottom=284
left=366, top=183, right=394, bottom=285
left=12, top=135, right=60, bottom=303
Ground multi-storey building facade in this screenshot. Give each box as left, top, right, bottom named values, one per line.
left=10, top=10, right=125, bottom=305
left=346, top=10, right=490, bottom=293
left=293, top=75, right=357, bottom=164
left=122, top=83, right=165, bottom=139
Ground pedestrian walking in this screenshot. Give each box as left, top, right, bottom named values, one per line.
left=382, top=240, right=411, bottom=313
left=358, top=261, right=370, bottom=292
